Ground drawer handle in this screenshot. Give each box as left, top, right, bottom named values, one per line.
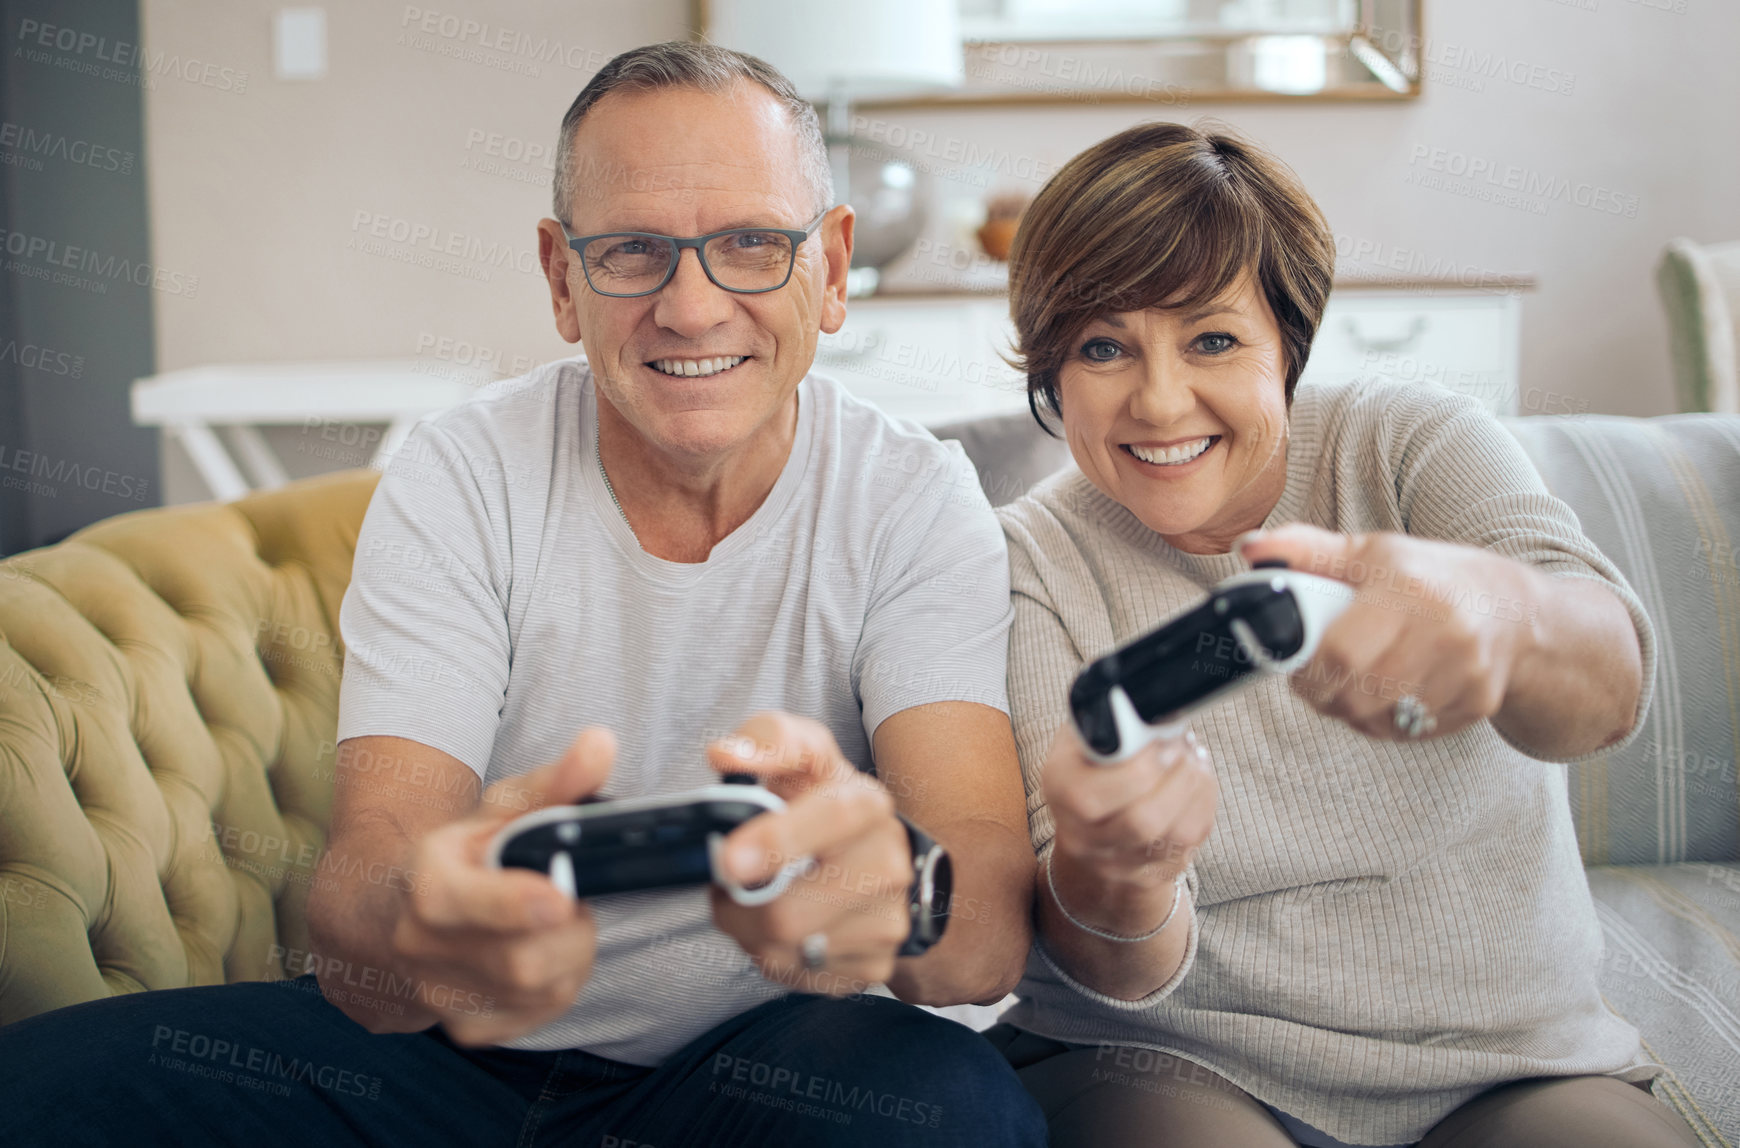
left=1344, top=315, right=1428, bottom=354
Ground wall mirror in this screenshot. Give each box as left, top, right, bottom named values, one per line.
left=697, top=0, right=1422, bottom=107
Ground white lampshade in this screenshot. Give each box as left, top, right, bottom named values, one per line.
left=708, top=0, right=964, bottom=100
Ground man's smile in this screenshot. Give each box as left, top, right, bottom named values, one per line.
left=647, top=355, right=750, bottom=378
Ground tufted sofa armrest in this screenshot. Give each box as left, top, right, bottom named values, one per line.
left=0, top=468, right=380, bottom=1025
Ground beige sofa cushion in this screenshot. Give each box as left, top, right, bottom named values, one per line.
left=0, top=468, right=378, bottom=1024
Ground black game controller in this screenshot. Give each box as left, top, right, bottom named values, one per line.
left=1070, top=562, right=1355, bottom=763
left=485, top=778, right=810, bottom=905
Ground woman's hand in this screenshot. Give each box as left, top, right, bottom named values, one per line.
left=1238, top=524, right=1541, bottom=742
left=1036, top=721, right=1216, bottom=1000
left=1043, top=721, right=1217, bottom=904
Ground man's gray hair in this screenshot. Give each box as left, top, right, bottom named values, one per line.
left=552, top=41, right=832, bottom=225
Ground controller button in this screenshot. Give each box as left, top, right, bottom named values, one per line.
left=556, top=821, right=580, bottom=844
left=549, top=851, right=577, bottom=899
left=1252, top=558, right=1290, bottom=569
left=721, top=772, right=757, bottom=785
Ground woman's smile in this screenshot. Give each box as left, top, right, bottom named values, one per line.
left=1120, top=435, right=1222, bottom=472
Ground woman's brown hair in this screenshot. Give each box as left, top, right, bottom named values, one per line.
left=1007, top=121, right=1335, bottom=430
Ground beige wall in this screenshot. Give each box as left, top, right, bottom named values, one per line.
left=141, top=0, right=688, bottom=378
left=143, top=0, right=1740, bottom=418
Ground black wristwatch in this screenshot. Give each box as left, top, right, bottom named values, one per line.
left=895, top=813, right=953, bottom=957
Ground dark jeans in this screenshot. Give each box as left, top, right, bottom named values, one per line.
left=0, top=976, right=1045, bottom=1147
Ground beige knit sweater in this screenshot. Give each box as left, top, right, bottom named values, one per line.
left=996, top=377, right=1660, bottom=1145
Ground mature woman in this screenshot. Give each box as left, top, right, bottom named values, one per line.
left=979, top=123, right=1698, bottom=1148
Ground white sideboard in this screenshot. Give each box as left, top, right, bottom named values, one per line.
left=1304, top=286, right=1523, bottom=415
left=136, top=282, right=1528, bottom=502
left=819, top=281, right=1528, bottom=425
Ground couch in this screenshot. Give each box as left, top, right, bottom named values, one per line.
left=1, top=405, right=1735, bottom=1144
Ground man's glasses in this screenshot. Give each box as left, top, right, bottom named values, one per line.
left=560, top=209, right=830, bottom=298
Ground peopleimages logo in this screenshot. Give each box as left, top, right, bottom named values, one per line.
left=348, top=210, right=540, bottom=280
left=150, top=1026, right=382, bottom=1099
left=0, top=444, right=150, bottom=501
left=710, top=1054, right=944, bottom=1128
left=0, top=121, right=135, bottom=173
left=15, top=18, right=249, bottom=93
left=850, top=116, right=1059, bottom=182
left=1405, top=145, right=1639, bottom=218
left=1358, top=29, right=1577, bottom=96
left=0, top=227, right=199, bottom=296
left=397, top=7, right=612, bottom=76
left=0, top=339, right=83, bottom=378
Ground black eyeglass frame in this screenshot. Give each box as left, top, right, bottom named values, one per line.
left=559, top=208, right=832, bottom=298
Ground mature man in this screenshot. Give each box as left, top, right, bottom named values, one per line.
left=0, top=41, right=1045, bottom=1147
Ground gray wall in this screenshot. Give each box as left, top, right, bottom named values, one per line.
left=0, top=0, right=158, bottom=555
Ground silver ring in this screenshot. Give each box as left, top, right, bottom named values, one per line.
left=1393, top=693, right=1437, bottom=739
left=800, top=931, right=828, bottom=971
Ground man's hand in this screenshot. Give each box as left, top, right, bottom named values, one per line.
left=704, top=712, right=913, bottom=996
left=385, top=728, right=615, bottom=1046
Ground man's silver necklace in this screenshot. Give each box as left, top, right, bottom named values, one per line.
left=596, top=426, right=629, bottom=525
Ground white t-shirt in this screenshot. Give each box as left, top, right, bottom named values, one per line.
left=335, top=356, right=1012, bottom=1064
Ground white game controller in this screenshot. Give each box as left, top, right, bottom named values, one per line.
left=1070, top=562, right=1355, bottom=764
left=486, top=781, right=811, bottom=906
